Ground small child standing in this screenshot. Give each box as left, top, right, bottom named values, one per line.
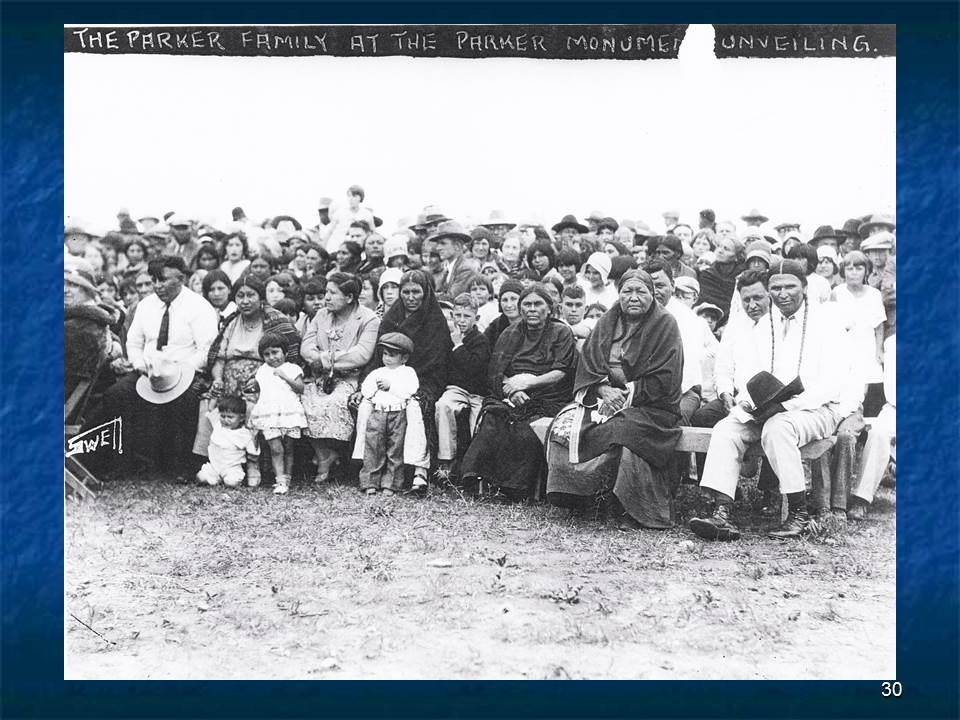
left=197, top=395, right=259, bottom=488
left=435, top=293, right=490, bottom=477
left=358, top=332, right=419, bottom=496
left=249, top=332, right=307, bottom=495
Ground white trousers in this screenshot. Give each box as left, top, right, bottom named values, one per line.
left=852, top=403, right=896, bottom=503
left=435, top=386, right=485, bottom=461
left=700, top=405, right=840, bottom=499
left=352, top=400, right=429, bottom=469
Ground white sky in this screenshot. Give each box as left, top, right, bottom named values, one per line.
left=64, top=24, right=895, bottom=236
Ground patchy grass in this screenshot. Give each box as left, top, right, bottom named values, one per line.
left=65, top=477, right=895, bottom=680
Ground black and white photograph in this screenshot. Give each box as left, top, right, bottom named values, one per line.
left=63, top=23, right=896, bottom=680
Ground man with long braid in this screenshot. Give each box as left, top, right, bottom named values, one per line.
left=689, top=259, right=849, bottom=540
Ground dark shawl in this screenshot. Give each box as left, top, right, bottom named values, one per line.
left=572, top=299, right=682, bottom=468
left=372, top=268, right=452, bottom=400
left=697, top=260, right=745, bottom=318
left=489, top=318, right=577, bottom=419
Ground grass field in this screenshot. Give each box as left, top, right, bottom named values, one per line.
left=65, top=477, right=895, bottom=680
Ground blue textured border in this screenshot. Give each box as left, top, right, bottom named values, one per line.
left=2, top=2, right=957, bottom=718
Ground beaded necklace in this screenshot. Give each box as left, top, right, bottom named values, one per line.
left=769, top=300, right=808, bottom=376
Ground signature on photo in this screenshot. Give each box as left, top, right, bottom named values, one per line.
left=65, top=417, right=122, bottom=457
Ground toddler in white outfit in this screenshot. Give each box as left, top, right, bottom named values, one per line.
left=197, top=395, right=259, bottom=487
left=358, top=332, right=419, bottom=496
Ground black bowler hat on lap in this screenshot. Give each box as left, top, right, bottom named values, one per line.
left=746, top=371, right=805, bottom=424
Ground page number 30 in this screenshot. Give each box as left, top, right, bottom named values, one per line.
left=882, top=681, right=903, bottom=697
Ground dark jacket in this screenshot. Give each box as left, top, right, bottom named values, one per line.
left=448, top=326, right=491, bottom=396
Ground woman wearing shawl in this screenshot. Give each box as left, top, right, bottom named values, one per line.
left=461, top=284, right=577, bottom=501
left=352, top=269, right=453, bottom=492
left=696, top=235, right=746, bottom=320
left=546, top=270, right=684, bottom=529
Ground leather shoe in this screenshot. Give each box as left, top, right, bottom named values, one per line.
left=759, top=491, right=781, bottom=518
left=768, top=509, right=810, bottom=539
left=689, top=504, right=740, bottom=541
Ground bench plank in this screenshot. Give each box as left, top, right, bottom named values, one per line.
left=677, top=426, right=836, bottom=459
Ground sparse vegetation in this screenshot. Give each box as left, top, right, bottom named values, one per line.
left=65, top=479, right=896, bottom=679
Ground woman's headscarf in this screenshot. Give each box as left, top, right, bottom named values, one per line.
left=376, top=268, right=452, bottom=397
left=575, top=269, right=682, bottom=416
left=584, top=252, right=612, bottom=285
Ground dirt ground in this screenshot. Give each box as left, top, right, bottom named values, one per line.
left=65, top=476, right=895, bottom=680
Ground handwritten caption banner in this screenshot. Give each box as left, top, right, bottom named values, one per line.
left=64, top=25, right=895, bottom=60
left=64, top=25, right=688, bottom=60
left=714, top=24, right=895, bottom=58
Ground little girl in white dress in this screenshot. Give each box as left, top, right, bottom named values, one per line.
left=249, top=332, right=307, bottom=495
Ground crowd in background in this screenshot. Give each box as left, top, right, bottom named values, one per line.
left=64, top=185, right=896, bottom=537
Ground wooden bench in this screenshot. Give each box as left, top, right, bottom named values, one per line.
left=677, top=425, right=836, bottom=510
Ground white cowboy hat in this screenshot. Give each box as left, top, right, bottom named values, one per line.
left=136, top=358, right=196, bottom=405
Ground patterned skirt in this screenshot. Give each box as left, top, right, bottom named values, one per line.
left=301, top=376, right=360, bottom=441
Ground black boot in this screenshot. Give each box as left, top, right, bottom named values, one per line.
left=689, top=504, right=741, bottom=541
left=768, top=508, right=811, bottom=539
left=759, top=490, right=781, bottom=518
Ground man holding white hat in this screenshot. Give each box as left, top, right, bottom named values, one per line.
left=690, top=259, right=848, bottom=541
left=86, top=255, right=218, bottom=481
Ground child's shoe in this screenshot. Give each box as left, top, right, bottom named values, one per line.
left=246, top=464, right=262, bottom=488
left=365, top=488, right=378, bottom=496
left=273, top=474, right=290, bottom=495
left=382, top=489, right=394, bottom=497
left=411, top=469, right=429, bottom=497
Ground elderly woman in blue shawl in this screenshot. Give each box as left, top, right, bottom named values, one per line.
left=546, top=269, right=684, bottom=529
left=461, top=283, right=577, bottom=501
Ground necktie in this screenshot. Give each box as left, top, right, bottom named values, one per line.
left=781, top=314, right=795, bottom=340
left=156, top=300, right=171, bottom=350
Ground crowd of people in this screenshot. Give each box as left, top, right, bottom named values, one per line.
left=64, top=186, right=897, bottom=539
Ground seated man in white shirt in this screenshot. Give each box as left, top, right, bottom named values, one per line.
left=848, top=334, right=896, bottom=520
left=689, top=260, right=847, bottom=540
left=86, top=256, right=219, bottom=480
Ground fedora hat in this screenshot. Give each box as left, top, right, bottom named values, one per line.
left=551, top=214, right=589, bottom=234
left=774, top=221, right=800, bottom=232
left=481, top=209, right=516, bottom=229
left=838, top=218, right=863, bottom=239
left=136, top=358, right=196, bottom=405
left=421, top=205, right=450, bottom=226
left=317, top=197, right=333, bottom=210
left=810, top=225, right=841, bottom=245
left=858, top=213, right=896, bottom=239
left=429, top=220, right=472, bottom=245
left=746, top=371, right=805, bottom=423
left=741, top=208, right=769, bottom=224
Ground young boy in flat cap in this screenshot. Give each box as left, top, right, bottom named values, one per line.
left=357, top=332, right=419, bottom=496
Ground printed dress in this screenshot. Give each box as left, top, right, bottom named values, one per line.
left=249, top=362, right=307, bottom=440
